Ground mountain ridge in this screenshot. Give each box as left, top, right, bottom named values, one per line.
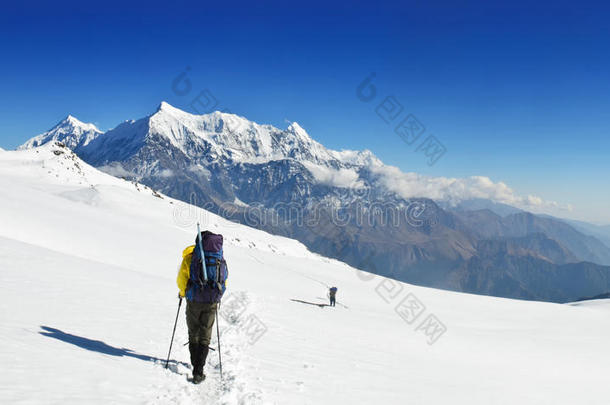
left=17, top=103, right=610, bottom=302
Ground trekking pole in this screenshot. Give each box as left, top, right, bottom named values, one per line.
left=165, top=297, right=183, bottom=369
left=215, top=304, right=223, bottom=379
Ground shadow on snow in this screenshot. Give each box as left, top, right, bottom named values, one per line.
left=39, top=326, right=189, bottom=369
left=290, top=299, right=331, bottom=308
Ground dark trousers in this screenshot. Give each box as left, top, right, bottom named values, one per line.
left=186, top=301, right=218, bottom=376
left=330, top=296, right=336, bottom=307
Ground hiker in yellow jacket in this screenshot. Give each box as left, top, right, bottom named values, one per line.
left=177, top=231, right=228, bottom=384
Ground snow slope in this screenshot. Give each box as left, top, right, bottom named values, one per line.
left=1, top=143, right=610, bottom=404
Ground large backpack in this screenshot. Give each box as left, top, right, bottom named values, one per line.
left=187, top=231, right=228, bottom=303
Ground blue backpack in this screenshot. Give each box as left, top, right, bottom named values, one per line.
left=187, top=231, right=228, bottom=303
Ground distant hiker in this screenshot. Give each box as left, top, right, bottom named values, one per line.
left=329, top=287, right=338, bottom=307
left=177, top=230, right=228, bottom=384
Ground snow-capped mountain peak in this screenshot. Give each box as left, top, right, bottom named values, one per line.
left=20, top=103, right=382, bottom=172
left=53, top=114, right=100, bottom=134
left=157, top=100, right=174, bottom=111
left=154, top=101, right=193, bottom=119
left=19, top=115, right=102, bottom=152
left=137, top=103, right=349, bottom=166
left=286, top=122, right=308, bottom=138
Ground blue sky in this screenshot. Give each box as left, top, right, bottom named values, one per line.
left=1, top=1, right=609, bottom=223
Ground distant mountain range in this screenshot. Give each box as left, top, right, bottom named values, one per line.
left=554, top=218, right=610, bottom=251
left=18, top=102, right=610, bottom=303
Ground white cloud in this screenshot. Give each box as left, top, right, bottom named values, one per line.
left=303, top=162, right=365, bottom=188
left=368, top=165, right=572, bottom=213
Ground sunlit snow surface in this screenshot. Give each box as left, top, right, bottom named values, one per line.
left=1, top=143, right=609, bottom=404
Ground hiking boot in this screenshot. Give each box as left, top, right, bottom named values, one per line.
left=192, top=373, right=206, bottom=384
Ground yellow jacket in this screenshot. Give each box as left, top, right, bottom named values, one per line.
left=177, top=245, right=195, bottom=298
